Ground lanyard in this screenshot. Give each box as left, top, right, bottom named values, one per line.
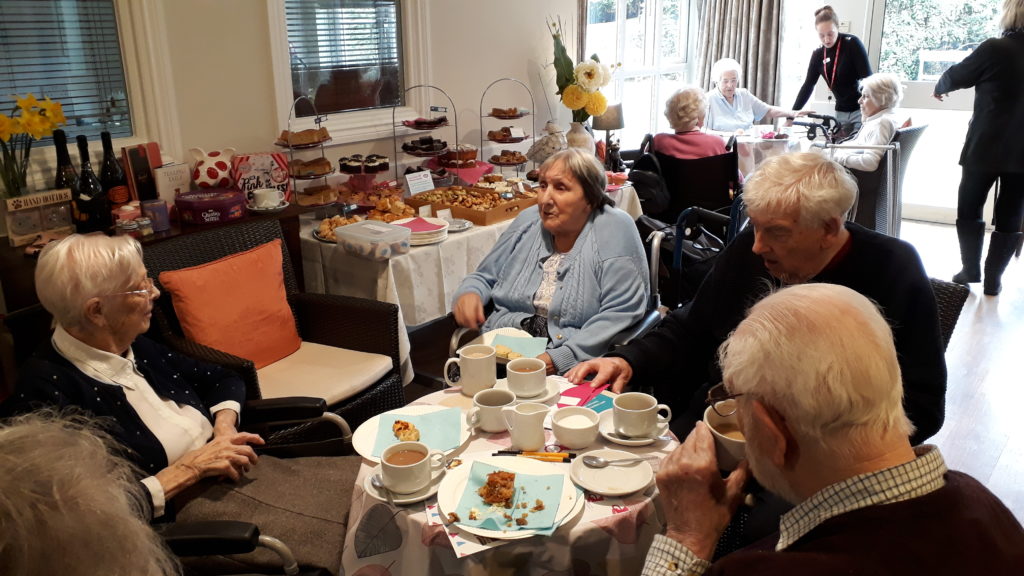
left=823, top=36, right=842, bottom=90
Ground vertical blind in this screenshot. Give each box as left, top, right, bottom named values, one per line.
left=0, top=0, right=132, bottom=143
left=284, top=0, right=403, bottom=114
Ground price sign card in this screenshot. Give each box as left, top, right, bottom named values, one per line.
left=405, top=171, right=435, bottom=195
left=508, top=127, right=526, bottom=138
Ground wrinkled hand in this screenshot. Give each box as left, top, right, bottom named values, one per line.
left=176, top=432, right=265, bottom=483
left=212, top=409, right=239, bottom=439
left=657, top=422, right=749, bottom=560
left=564, top=357, right=633, bottom=393
left=453, top=293, right=486, bottom=331
left=538, top=352, right=557, bottom=376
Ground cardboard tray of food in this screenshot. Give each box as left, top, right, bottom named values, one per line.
left=405, top=186, right=537, bottom=226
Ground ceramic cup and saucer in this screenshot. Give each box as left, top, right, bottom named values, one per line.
left=247, top=188, right=289, bottom=213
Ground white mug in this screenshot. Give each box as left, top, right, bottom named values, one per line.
left=467, top=388, right=516, bottom=433
left=501, top=402, right=548, bottom=451
left=551, top=406, right=599, bottom=449
left=703, top=401, right=746, bottom=471
left=444, top=344, right=497, bottom=397
left=253, top=187, right=285, bottom=209
left=506, top=357, right=547, bottom=398
left=613, top=392, right=672, bottom=439
left=380, top=441, right=445, bottom=494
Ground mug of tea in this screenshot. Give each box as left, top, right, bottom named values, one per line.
left=380, top=441, right=445, bottom=494
left=551, top=406, right=599, bottom=449
left=703, top=401, right=746, bottom=471
left=467, top=388, right=516, bottom=433
left=506, top=357, right=547, bottom=398
left=613, top=392, right=672, bottom=439
left=444, top=344, right=497, bottom=397
left=253, top=187, right=285, bottom=209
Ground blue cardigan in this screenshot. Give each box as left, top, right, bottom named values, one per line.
left=453, top=205, right=650, bottom=374
left=1, top=335, right=247, bottom=479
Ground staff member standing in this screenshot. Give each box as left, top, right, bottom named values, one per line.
left=935, top=0, right=1024, bottom=296
left=792, top=5, right=872, bottom=130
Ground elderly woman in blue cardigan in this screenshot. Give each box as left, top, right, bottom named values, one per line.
left=452, top=148, right=650, bottom=375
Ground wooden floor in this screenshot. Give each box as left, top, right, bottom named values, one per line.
left=407, top=219, right=1024, bottom=521
left=900, top=220, right=1024, bottom=522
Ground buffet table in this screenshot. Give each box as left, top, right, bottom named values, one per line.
left=341, top=381, right=678, bottom=575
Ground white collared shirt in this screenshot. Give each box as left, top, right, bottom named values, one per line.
left=51, top=325, right=239, bottom=516
left=705, top=87, right=771, bottom=132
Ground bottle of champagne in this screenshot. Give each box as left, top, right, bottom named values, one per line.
left=99, top=131, right=129, bottom=205
left=53, top=129, right=79, bottom=193
left=74, top=135, right=112, bottom=233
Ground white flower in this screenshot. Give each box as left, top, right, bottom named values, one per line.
left=574, top=60, right=607, bottom=93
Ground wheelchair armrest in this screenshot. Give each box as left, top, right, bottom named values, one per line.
left=449, top=326, right=480, bottom=357
left=610, top=310, right=663, bottom=349
left=243, top=397, right=328, bottom=425
left=159, top=520, right=260, bottom=556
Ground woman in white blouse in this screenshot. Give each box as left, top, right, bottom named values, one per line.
left=831, top=73, right=905, bottom=172
left=705, top=58, right=806, bottom=133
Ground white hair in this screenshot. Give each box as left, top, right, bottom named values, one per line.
left=664, top=87, right=708, bottom=132
left=742, top=151, right=857, bottom=227
left=1002, top=0, right=1024, bottom=30
left=35, top=234, right=146, bottom=330
left=859, top=72, right=904, bottom=111
left=719, top=284, right=914, bottom=456
left=711, top=58, right=742, bottom=86
left=0, top=410, right=180, bottom=575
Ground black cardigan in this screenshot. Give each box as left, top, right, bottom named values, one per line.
left=792, top=34, right=872, bottom=113
left=610, top=223, right=947, bottom=445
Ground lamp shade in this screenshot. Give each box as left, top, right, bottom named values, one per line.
left=592, top=103, right=624, bottom=131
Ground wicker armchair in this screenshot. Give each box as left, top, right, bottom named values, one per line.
left=929, top=277, right=970, bottom=351
left=141, top=218, right=405, bottom=429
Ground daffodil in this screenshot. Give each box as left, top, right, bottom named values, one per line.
left=16, top=93, right=40, bottom=113
left=0, top=115, right=14, bottom=143
left=1, top=94, right=66, bottom=197
left=40, top=98, right=67, bottom=126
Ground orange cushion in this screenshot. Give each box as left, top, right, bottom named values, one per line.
left=157, top=239, right=300, bottom=369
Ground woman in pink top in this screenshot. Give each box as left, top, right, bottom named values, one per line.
left=653, top=87, right=727, bottom=159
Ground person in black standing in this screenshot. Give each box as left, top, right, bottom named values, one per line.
left=935, top=0, right=1024, bottom=296
left=792, top=5, right=872, bottom=132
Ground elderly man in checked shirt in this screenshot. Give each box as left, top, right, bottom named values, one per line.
left=643, top=284, right=1024, bottom=576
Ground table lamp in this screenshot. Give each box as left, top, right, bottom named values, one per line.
left=592, top=103, right=624, bottom=169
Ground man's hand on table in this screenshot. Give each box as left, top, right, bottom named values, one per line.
left=565, top=357, right=633, bottom=393
left=453, top=293, right=485, bottom=330
left=658, top=422, right=750, bottom=561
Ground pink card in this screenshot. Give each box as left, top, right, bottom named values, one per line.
left=557, top=383, right=609, bottom=408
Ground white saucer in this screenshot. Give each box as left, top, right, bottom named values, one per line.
left=570, top=448, right=654, bottom=497
left=363, top=464, right=445, bottom=505
left=448, top=218, right=473, bottom=233
left=598, top=410, right=670, bottom=447
left=494, top=377, right=560, bottom=404
left=246, top=201, right=290, bottom=214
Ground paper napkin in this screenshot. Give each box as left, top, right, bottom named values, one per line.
left=491, top=334, right=548, bottom=359
left=396, top=217, right=447, bottom=233
left=371, top=407, right=462, bottom=457
left=454, top=462, right=563, bottom=531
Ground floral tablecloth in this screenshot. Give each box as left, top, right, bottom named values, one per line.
left=340, top=382, right=679, bottom=575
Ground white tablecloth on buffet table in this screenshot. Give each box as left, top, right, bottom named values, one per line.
left=341, top=381, right=679, bottom=575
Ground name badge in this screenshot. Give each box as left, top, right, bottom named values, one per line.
left=823, top=57, right=831, bottom=64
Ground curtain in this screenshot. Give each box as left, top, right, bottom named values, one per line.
left=697, top=0, right=783, bottom=105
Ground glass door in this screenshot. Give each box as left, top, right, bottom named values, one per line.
left=867, top=0, right=1000, bottom=223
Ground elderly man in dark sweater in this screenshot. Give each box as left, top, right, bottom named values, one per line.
left=567, top=151, right=946, bottom=446
left=641, top=284, right=1024, bottom=575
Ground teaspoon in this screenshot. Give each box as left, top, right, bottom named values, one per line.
left=370, top=473, right=395, bottom=506
left=582, top=455, right=658, bottom=469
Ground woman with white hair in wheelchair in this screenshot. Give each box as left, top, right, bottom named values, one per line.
left=830, top=72, right=906, bottom=172
left=705, top=57, right=808, bottom=133
left=654, top=86, right=728, bottom=159
left=0, top=234, right=358, bottom=575
left=452, top=148, right=650, bottom=376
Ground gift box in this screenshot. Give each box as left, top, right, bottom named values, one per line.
left=231, top=153, right=292, bottom=205
left=4, top=188, right=74, bottom=247
left=174, top=189, right=246, bottom=225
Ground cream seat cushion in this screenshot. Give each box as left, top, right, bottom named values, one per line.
left=256, top=341, right=393, bottom=405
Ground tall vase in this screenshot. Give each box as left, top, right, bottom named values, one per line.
left=566, top=122, right=596, bottom=155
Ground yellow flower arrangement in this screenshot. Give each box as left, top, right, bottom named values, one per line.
left=548, top=18, right=613, bottom=123
left=1, top=93, right=67, bottom=197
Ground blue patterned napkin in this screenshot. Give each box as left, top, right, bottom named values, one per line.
left=371, top=407, right=462, bottom=457
left=491, top=334, right=548, bottom=359
left=453, top=461, right=563, bottom=531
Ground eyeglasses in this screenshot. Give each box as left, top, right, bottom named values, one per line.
left=707, top=382, right=744, bottom=417
left=106, top=277, right=158, bottom=298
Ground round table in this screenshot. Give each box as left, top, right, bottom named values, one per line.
left=340, top=380, right=680, bottom=575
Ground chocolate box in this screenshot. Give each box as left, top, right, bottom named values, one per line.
left=174, top=189, right=246, bottom=225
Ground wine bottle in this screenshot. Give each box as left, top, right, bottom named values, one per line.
left=99, top=131, right=130, bottom=204
left=74, top=135, right=112, bottom=233
left=53, top=129, right=79, bottom=193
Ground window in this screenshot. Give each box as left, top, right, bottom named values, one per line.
left=0, top=0, right=132, bottom=143
left=284, top=0, right=403, bottom=117
left=586, top=0, right=694, bottom=147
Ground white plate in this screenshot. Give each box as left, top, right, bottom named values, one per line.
left=448, top=218, right=474, bottom=233
left=246, top=201, right=290, bottom=214
left=409, top=233, right=448, bottom=246
left=352, top=405, right=471, bottom=463
left=598, top=410, right=670, bottom=447
left=570, top=449, right=654, bottom=497
left=437, top=455, right=581, bottom=540
left=494, top=377, right=561, bottom=404
left=363, top=464, right=446, bottom=505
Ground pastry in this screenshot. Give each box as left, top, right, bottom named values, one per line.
left=289, top=157, right=332, bottom=177
left=297, top=184, right=337, bottom=207
left=491, top=107, right=519, bottom=118
left=277, top=127, right=330, bottom=147
left=478, top=470, right=516, bottom=507
left=392, top=419, right=421, bottom=441
left=491, top=150, right=527, bottom=165
left=316, top=214, right=364, bottom=241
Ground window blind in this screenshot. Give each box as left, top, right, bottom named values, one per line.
left=0, top=0, right=132, bottom=143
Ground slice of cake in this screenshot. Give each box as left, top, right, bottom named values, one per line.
left=478, top=471, right=516, bottom=508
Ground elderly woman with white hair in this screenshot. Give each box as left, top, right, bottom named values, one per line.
left=653, top=86, right=728, bottom=159
left=705, top=57, right=808, bottom=133
left=831, top=72, right=905, bottom=172
left=0, top=234, right=358, bottom=575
